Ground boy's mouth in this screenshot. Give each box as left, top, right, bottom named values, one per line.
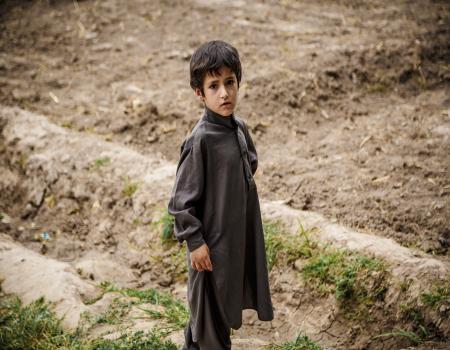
left=221, top=102, right=231, bottom=106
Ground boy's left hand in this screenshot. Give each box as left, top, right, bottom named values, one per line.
left=190, top=243, right=213, bottom=272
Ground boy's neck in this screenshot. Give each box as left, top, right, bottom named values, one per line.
left=203, top=104, right=237, bottom=130
left=204, top=104, right=233, bottom=118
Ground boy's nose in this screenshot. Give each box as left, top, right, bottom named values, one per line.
left=219, top=84, right=228, bottom=98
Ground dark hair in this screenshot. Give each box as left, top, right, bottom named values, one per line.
left=189, top=40, right=242, bottom=95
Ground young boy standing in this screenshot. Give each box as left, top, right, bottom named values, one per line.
left=167, top=40, right=274, bottom=349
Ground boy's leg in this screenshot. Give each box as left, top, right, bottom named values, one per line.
left=197, top=272, right=232, bottom=350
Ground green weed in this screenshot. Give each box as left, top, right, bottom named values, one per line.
left=121, top=176, right=139, bottom=197
left=152, top=209, right=176, bottom=246
left=89, top=156, right=111, bottom=171
left=15, top=152, right=28, bottom=171
left=265, top=333, right=323, bottom=350
left=98, top=282, right=188, bottom=332
left=302, top=247, right=388, bottom=308
left=420, top=279, right=450, bottom=309
left=372, top=327, right=424, bottom=346
left=0, top=294, right=177, bottom=350
left=93, top=297, right=132, bottom=325
left=366, top=81, right=390, bottom=93
left=0, top=295, right=75, bottom=349
left=263, top=219, right=319, bottom=271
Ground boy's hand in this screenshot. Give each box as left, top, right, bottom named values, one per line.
left=190, top=243, right=213, bottom=272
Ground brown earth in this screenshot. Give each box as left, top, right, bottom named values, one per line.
left=0, top=0, right=449, bottom=349
left=1, top=0, right=449, bottom=256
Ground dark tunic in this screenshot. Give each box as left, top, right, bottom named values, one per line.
left=168, top=105, right=274, bottom=343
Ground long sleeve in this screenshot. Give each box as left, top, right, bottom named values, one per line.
left=243, top=121, right=258, bottom=175
left=167, top=135, right=206, bottom=252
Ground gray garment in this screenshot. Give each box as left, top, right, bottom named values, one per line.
left=183, top=271, right=231, bottom=349
left=168, top=105, right=274, bottom=343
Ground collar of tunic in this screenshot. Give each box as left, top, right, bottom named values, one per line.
left=202, top=105, right=238, bottom=130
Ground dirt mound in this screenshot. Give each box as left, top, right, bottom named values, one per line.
left=0, top=233, right=98, bottom=329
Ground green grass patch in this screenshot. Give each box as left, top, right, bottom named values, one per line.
left=91, top=297, right=133, bottom=325
left=89, top=156, right=111, bottom=171
left=263, top=219, right=389, bottom=319
left=0, top=294, right=177, bottom=350
left=366, top=81, right=390, bottom=93
left=152, top=209, right=177, bottom=246
left=96, top=281, right=188, bottom=332
left=263, top=219, right=319, bottom=271
left=372, top=327, right=424, bottom=346
left=121, top=176, right=139, bottom=197
left=265, top=333, right=323, bottom=350
left=420, top=279, right=450, bottom=309
left=302, top=249, right=388, bottom=304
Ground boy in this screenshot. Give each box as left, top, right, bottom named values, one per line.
left=167, top=40, right=274, bottom=349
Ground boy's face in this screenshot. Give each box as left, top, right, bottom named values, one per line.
left=195, top=65, right=238, bottom=117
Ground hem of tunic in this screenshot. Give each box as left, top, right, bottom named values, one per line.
left=228, top=307, right=274, bottom=330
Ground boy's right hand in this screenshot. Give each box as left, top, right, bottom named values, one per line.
left=190, top=243, right=213, bottom=272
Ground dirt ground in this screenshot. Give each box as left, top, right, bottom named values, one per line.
left=0, top=0, right=449, bottom=349
left=1, top=0, right=449, bottom=257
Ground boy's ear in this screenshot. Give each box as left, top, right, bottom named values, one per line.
left=194, top=88, right=205, bottom=101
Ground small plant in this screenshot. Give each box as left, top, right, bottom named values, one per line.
left=420, top=279, right=450, bottom=309
left=366, top=81, right=390, bottom=94
left=15, top=152, right=28, bottom=171
left=121, top=176, right=139, bottom=197
left=152, top=209, right=176, bottom=246
left=372, top=327, right=424, bottom=346
left=89, top=156, right=111, bottom=170
left=61, top=120, right=74, bottom=129
left=263, top=219, right=319, bottom=271
left=266, top=333, right=323, bottom=350
left=93, top=297, right=133, bottom=325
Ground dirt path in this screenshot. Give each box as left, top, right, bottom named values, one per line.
left=0, top=0, right=449, bottom=349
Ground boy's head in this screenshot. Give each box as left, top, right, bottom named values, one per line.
left=190, top=40, right=242, bottom=117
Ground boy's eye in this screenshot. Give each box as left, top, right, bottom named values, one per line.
left=227, top=80, right=235, bottom=85
left=209, top=84, right=217, bottom=89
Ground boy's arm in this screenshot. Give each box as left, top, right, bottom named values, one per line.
left=243, top=121, right=258, bottom=175
left=167, top=136, right=206, bottom=252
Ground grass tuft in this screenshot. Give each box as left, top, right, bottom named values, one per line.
left=372, top=327, right=424, bottom=346
left=263, top=219, right=318, bottom=271
left=152, top=209, right=177, bottom=246
left=420, top=279, right=449, bottom=309
left=265, top=333, right=323, bottom=350
left=121, top=176, right=139, bottom=197
left=89, top=156, right=111, bottom=171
